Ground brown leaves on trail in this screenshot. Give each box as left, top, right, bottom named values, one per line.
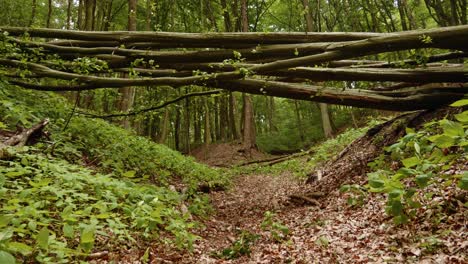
left=101, top=169, right=466, bottom=263
left=142, top=169, right=465, bottom=264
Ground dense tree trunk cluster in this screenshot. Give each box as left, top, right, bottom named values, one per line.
left=0, top=25, right=467, bottom=112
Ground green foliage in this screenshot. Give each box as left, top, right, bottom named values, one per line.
left=0, top=148, right=200, bottom=262
left=339, top=184, right=367, bottom=207
left=261, top=211, right=289, bottom=242
left=364, top=104, right=468, bottom=225
left=0, top=82, right=228, bottom=193
left=0, top=82, right=230, bottom=262
left=215, top=230, right=259, bottom=260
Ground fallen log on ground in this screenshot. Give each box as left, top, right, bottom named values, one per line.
left=0, top=119, right=49, bottom=159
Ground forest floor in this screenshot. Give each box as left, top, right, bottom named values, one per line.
left=152, top=168, right=467, bottom=263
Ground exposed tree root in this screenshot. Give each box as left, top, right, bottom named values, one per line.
left=306, top=107, right=458, bottom=194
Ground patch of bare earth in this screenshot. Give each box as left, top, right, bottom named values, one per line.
left=191, top=143, right=273, bottom=167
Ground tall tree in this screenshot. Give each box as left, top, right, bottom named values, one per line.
left=118, top=0, right=137, bottom=129
left=240, top=0, right=257, bottom=151
left=46, top=0, right=53, bottom=28
left=301, top=0, right=334, bottom=138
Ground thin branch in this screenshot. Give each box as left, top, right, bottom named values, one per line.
left=77, top=90, right=223, bottom=118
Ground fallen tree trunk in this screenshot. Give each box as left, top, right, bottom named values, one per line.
left=0, top=119, right=49, bottom=159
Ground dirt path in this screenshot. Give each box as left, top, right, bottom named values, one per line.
left=160, top=172, right=467, bottom=264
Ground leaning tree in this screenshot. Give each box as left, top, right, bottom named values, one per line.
left=0, top=25, right=467, bottom=190
left=0, top=25, right=466, bottom=112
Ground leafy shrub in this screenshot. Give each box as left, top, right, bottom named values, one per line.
left=215, top=230, right=259, bottom=259
left=261, top=211, right=289, bottom=242
left=364, top=101, right=468, bottom=224
left=0, top=148, right=198, bottom=262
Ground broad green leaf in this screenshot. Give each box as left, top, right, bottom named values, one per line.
left=0, top=174, right=4, bottom=188
left=368, top=178, right=384, bottom=188
left=0, top=250, right=15, bottom=264
left=440, top=119, right=464, bottom=137
left=123, top=170, right=136, bottom=178
left=454, top=111, right=468, bottom=123
left=80, top=226, right=95, bottom=244
left=415, top=174, right=430, bottom=188
left=429, top=135, right=456, bottom=148
left=389, top=189, right=403, bottom=199
left=0, top=229, right=13, bottom=243
left=450, top=99, right=468, bottom=107
left=402, top=156, right=419, bottom=168
left=5, top=171, right=25, bottom=178
left=27, top=220, right=37, bottom=231
left=36, top=227, right=49, bottom=250
left=390, top=200, right=403, bottom=216
left=414, top=142, right=421, bottom=155
left=459, top=174, right=468, bottom=190
left=0, top=215, right=12, bottom=228
left=6, top=242, right=32, bottom=256
left=405, top=127, right=416, bottom=134
left=63, top=223, right=74, bottom=238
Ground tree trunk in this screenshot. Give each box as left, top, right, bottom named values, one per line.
left=145, top=0, right=152, bottom=31
left=301, top=0, right=334, bottom=139
left=229, top=92, right=240, bottom=140
left=77, top=0, right=83, bottom=30
left=29, top=0, right=37, bottom=27
left=174, top=108, right=181, bottom=150
left=46, top=0, right=53, bottom=28
left=294, top=101, right=305, bottom=141
left=66, top=0, right=72, bottom=30
left=397, top=0, right=408, bottom=30
left=204, top=98, right=211, bottom=145
left=240, top=0, right=256, bottom=151
left=118, top=0, right=137, bottom=129
left=183, top=88, right=191, bottom=153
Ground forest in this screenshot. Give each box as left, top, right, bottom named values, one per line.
left=0, top=0, right=467, bottom=263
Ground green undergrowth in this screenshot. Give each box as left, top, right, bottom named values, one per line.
left=342, top=100, right=468, bottom=225
left=235, top=124, right=372, bottom=178
left=0, top=83, right=229, bottom=262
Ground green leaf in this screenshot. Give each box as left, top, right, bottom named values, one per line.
left=122, top=170, right=136, bottom=178
left=6, top=242, right=32, bottom=256
left=368, top=178, right=384, bottom=189
left=458, top=174, right=468, bottom=190
left=430, top=135, right=456, bottom=148
left=0, top=229, right=13, bottom=242
left=414, top=142, right=421, bottom=155
left=440, top=119, right=464, bottom=137
left=454, top=111, right=468, bottom=123
left=315, top=236, right=329, bottom=247
left=0, top=215, right=12, bottom=228
left=63, top=223, right=74, bottom=238
left=415, top=174, right=430, bottom=188
left=80, top=226, right=95, bottom=244
left=405, top=127, right=415, bottom=134
left=450, top=99, right=468, bottom=107
left=36, top=227, right=49, bottom=250
left=0, top=251, right=16, bottom=264
left=390, top=200, right=403, bottom=216
left=402, top=156, right=419, bottom=168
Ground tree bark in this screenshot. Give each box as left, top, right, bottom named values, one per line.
left=240, top=0, right=257, bottom=151
left=29, top=0, right=37, bottom=27
left=46, top=0, right=53, bottom=28
left=118, top=0, right=137, bottom=129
